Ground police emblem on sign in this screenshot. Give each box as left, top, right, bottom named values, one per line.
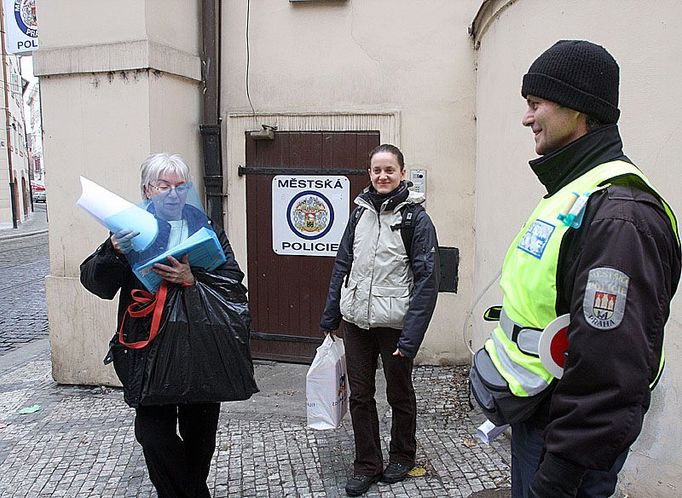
left=583, top=268, right=629, bottom=330
left=286, top=190, right=334, bottom=240
left=15, top=0, right=37, bottom=38
left=517, top=219, right=556, bottom=259
left=293, top=196, right=328, bottom=234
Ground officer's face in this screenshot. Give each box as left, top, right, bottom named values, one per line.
left=522, top=96, right=588, bottom=155
left=369, top=152, right=405, bottom=194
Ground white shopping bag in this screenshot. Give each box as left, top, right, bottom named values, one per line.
left=306, top=334, right=349, bottom=430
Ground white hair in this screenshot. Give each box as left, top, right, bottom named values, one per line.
left=139, top=153, right=191, bottom=199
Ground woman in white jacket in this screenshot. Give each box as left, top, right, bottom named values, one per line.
left=320, top=144, right=440, bottom=497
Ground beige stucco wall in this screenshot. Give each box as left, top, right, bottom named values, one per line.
left=222, top=0, right=481, bottom=365
left=36, top=0, right=199, bottom=52
left=36, top=0, right=202, bottom=385
left=472, top=0, right=682, bottom=495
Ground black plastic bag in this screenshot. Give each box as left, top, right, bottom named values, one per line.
left=113, top=270, right=259, bottom=407
left=140, top=270, right=259, bottom=405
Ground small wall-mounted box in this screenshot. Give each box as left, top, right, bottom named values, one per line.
left=409, top=169, right=427, bottom=195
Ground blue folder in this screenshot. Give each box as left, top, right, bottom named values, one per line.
left=133, top=227, right=226, bottom=292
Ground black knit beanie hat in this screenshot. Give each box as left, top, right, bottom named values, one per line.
left=522, top=40, right=620, bottom=124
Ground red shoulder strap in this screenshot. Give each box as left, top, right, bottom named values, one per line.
left=117, top=281, right=168, bottom=349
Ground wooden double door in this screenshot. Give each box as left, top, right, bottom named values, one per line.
left=244, top=131, right=380, bottom=363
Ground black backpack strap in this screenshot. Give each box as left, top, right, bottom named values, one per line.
left=344, top=206, right=366, bottom=286
left=391, top=203, right=425, bottom=262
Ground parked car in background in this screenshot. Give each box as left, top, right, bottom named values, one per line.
left=32, top=181, right=46, bottom=203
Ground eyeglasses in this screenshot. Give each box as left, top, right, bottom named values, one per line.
left=148, top=182, right=191, bottom=195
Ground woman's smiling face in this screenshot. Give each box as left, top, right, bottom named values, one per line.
left=369, top=151, right=405, bottom=194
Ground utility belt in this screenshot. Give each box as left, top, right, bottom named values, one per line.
left=488, top=306, right=542, bottom=356
left=469, top=307, right=552, bottom=426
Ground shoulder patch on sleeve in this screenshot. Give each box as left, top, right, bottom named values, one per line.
left=582, top=267, right=629, bottom=330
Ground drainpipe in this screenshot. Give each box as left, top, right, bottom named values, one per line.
left=200, top=0, right=225, bottom=226
left=0, top=1, right=17, bottom=229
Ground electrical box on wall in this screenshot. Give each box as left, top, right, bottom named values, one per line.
left=438, top=247, right=459, bottom=293
left=409, top=169, right=426, bottom=195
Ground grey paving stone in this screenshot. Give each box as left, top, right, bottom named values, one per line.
left=0, top=232, right=49, bottom=357
left=0, top=226, right=513, bottom=496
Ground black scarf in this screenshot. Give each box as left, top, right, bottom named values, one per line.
left=364, top=181, right=410, bottom=212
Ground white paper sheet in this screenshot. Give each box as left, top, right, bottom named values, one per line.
left=76, top=176, right=158, bottom=252
left=475, top=419, right=510, bottom=445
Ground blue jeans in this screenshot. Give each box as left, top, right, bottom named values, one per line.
left=511, top=420, right=629, bottom=498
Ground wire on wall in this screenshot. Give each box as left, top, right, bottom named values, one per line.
left=245, top=0, right=256, bottom=118
left=462, top=269, right=501, bottom=356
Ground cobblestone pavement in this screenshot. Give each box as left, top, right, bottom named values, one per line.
left=0, top=228, right=49, bottom=356
left=0, top=206, right=513, bottom=496
left=0, top=341, right=512, bottom=497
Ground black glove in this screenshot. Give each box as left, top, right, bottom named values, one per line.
left=529, top=452, right=586, bottom=498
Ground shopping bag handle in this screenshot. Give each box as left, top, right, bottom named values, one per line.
left=322, top=330, right=337, bottom=342
left=117, top=281, right=168, bottom=349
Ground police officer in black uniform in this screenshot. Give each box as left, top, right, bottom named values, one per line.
left=511, top=41, right=681, bottom=498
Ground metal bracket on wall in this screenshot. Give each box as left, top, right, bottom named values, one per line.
left=249, top=124, right=277, bottom=140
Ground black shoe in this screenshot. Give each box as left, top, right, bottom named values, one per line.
left=380, top=462, right=412, bottom=484
left=345, top=473, right=382, bottom=496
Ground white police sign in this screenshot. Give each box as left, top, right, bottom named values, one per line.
left=272, top=175, right=349, bottom=257
left=3, top=0, right=38, bottom=55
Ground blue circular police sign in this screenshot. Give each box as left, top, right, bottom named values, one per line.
left=286, top=190, right=335, bottom=240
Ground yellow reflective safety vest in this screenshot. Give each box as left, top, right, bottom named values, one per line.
left=486, top=160, right=679, bottom=397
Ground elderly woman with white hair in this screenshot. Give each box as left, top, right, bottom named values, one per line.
left=81, top=153, right=257, bottom=497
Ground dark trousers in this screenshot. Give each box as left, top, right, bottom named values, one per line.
left=511, top=419, right=629, bottom=498
left=343, top=320, right=417, bottom=475
left=134, top=403, right=221, bottom=498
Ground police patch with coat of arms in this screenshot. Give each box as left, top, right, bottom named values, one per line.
left=583, top=267, right=629, bottom=330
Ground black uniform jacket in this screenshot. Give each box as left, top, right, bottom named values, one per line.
left=529, top=125, right=681, bottom=474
